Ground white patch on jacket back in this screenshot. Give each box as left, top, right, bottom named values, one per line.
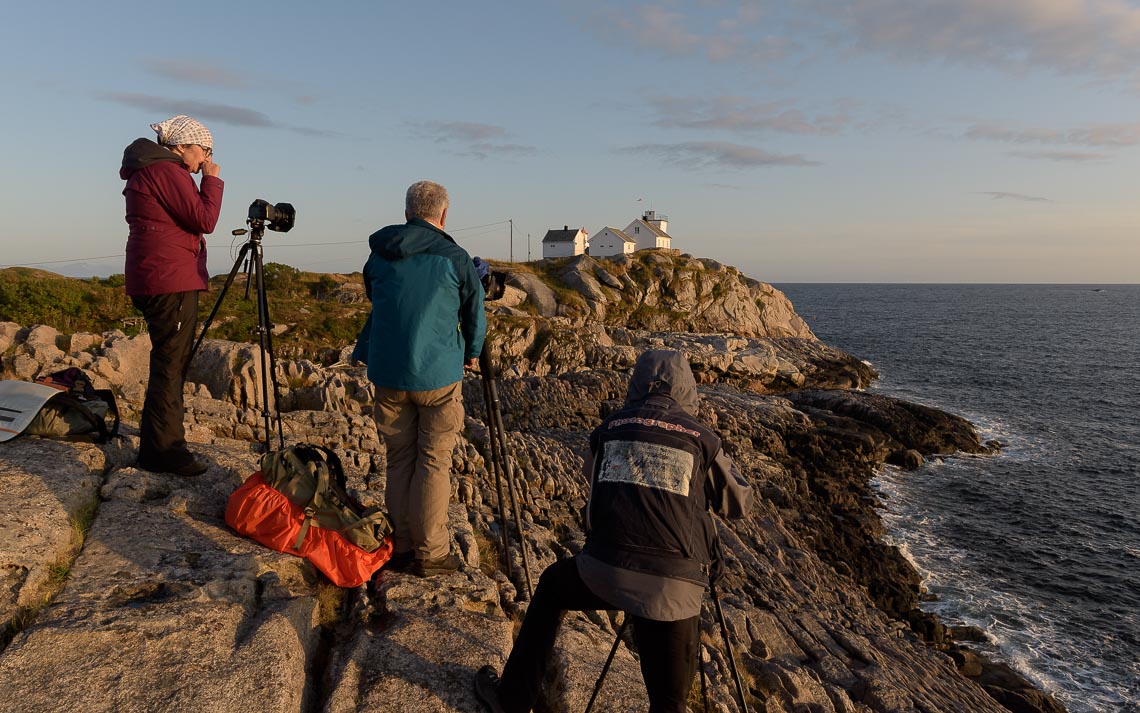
left=598, top=440, right=693, bottom=496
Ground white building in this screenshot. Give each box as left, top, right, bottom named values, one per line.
left=622, top=210, right=672, bottom=251
left=541, top=226, right=588, bottom=259
left=588, top=227, right=636, bottom=258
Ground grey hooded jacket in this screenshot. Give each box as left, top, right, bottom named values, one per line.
left=577, top=349, right=753, bottom=621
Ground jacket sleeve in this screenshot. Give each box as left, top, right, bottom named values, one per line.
left=582, top=446, right=598, bottom=533
left=706, top=447, right=753, bottom=519
left=351, top=262, right=374, bottom=365
left=150, top=163, right=224, bottom=235
left=457, top=256, right=486, bottom=360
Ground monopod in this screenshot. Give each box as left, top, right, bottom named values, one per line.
left=477, top=343, right=534, bottom=599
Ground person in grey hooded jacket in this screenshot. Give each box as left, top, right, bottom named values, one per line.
left=475, top=349, right=753, bottom=713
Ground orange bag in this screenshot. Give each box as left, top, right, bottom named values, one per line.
left=226, top=471, right=393, bottom=588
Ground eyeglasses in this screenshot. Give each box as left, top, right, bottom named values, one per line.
left=197, top=145, right=213, bottom=158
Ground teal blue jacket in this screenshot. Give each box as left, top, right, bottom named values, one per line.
left=352, top=218, right=485, bottom=391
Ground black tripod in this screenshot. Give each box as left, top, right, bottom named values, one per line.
left=190, top=218, right=285, bottom=452
left=478, top=343, right=534, bottom=599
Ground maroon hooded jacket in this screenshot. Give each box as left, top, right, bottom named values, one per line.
left=120, top=138, right=223, bottom=296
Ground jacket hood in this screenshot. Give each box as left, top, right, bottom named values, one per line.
left=120, top=138, right=182, bottom=180
left=625, top=349, right=699, bottom=416
left=369, top=218, right=456, bottom=260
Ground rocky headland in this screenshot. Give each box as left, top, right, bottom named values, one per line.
left=0, top=252, right=1064, bottom=712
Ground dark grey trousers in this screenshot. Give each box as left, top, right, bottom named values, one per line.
left=498, top=556, right=700, bottom=713
left=131, top=291, right=198, bottom=461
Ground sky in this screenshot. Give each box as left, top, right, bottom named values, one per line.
left=1, top=0, right=1138, bottom=283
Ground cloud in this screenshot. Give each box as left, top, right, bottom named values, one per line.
left=412, top=121, right=509, bottom=143
left=141, top=58, right=250, bottom=89
left=966, top=121, right=1140, bottom=147
left=1008, top=150, right=1110, bottom=163
left=582, top=3, right=798, bottom=63
left=619, top=141, right=819, bottom=169
left=98, top=91, right=339, bottom=137
left=578, top=1, right=1140, bottom=82
left=409, top=120, right=535, bottom=160
left=980, top=191, right=1051, bottom=203
left=649, top=95, right=852, bottom=135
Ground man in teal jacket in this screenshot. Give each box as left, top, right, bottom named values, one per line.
left=353, top=181, right=485, bottom=576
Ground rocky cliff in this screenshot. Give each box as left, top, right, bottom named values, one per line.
left=0, top=255, right=1064, bottom=713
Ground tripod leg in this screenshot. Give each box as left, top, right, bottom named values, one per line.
left=480, top=347, right=535, bottom=599
left=698, top=616, right=711, bottom=713
left=249, top=243, right=276, bottom=452
left=711, top=583, right=750, bottom=713
left=480, top=372, right=513, bottom=580
left=585, top=617, right=628, bottom=713
left=251, top=247, right=285, bottom=450
left=190, top=241, right=252, bottom=368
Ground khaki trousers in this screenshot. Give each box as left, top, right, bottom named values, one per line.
left=373, top=381, right=464, bottom=560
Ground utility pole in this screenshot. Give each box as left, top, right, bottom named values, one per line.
left=509, top=219, right=513, bottom=263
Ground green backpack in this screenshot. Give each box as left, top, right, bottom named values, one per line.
left=260, top=444, right=393, bottom=553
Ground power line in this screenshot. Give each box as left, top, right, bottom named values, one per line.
left=0, top=254, right=123, bottom=269
left=0, top=219, right=514, bottom=270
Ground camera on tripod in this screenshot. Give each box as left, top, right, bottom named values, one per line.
left=482, top=270, right=508, bottom=301
left=247, top=199, right=296, bottom=233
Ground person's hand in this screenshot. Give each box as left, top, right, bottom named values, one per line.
left=201, top=158, right=220, bottom=178
left=464, top=357, right=478, bottom=371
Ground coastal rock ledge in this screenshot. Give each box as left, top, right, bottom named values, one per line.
left=0, top=258, right=1064, bottom=713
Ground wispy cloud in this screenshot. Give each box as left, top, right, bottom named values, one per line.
left=981, top=191, right=1051, bottom=203
left=967, top=122, right=1140, bottom=147
left=649, top=95, right=852, bottom=135
left=98, top=91, right=342, bottom=137
left=141, top=58, right=250, bottom=89
left=583, top=3, right=797, bottom=63
left=579, top=1, right=1140, bottom=83
left=1008, top=150, right=1110, bottom=163
left=409, top=120, right=535, bottom=160
left=619, top=141, right=819, bottom=169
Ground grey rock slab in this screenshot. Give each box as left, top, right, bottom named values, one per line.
left=507, top=273, right=558, bottom=317
left=323, top=572, right=512, bottom=713
left=0, top=322, right=19, bottom=353
left=0, top=439, right=104, bottom=625
left=0, top=484, right=319, bottom=713
left=542, top=613, right=648, bottom=712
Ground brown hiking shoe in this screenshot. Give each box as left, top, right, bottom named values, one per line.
left=415, top=552, right=461, bottom=577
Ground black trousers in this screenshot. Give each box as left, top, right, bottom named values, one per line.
left=131, top=291, right=198, bottom=461
left=498, top=557, right=700, bottom=713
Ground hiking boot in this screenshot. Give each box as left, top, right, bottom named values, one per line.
left=137, top=451, right=208, bottom=477
left=387, top=550, right=415, bottom=572
left=473, top=665, right=507, bottom=713
left=415, top=552, right=461, bottom=577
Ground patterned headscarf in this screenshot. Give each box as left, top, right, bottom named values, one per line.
left=150, top=115, right=213, bottom=149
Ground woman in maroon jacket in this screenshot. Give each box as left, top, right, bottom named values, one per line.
left=120, top=115, right=223, bottom=476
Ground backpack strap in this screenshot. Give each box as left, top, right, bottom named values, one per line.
left=92, top=389, right=120, bottom=439
left=45, top=393, right=110, bottom=443
left=339, top=507, right=393, bottom=539
left=293, top=451, right=331, bottom=551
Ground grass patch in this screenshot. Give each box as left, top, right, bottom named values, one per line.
left=316, top=581, right=347, bottom=628
left=472, top=528, right=503, bottom=578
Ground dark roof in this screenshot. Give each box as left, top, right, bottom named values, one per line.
left=593, top=227, right=634, bottom=243
left=632, top=219, right=670, bottom=239
left=542, top=228, right=583, bottom=243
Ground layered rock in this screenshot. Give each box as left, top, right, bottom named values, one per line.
left=0, top=252, right=1065, bottom=713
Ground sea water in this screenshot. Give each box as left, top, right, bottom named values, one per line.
left=777, top=284, right=1140, bottom=712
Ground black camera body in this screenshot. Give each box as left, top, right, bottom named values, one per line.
left=248, top=199, right=296, bottom=233
left=482, top=270, right=508, bottom=301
